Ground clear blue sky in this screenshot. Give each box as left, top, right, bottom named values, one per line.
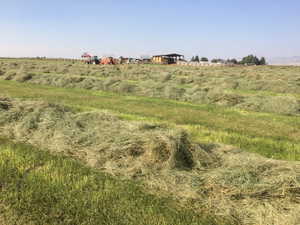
left=1, top=0, right=300, bottom=59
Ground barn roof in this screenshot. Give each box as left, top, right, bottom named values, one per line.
left=153, top=53, right=184, bottom=57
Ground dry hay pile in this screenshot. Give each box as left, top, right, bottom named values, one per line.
left=0, top=97, right=299, bottom=225
left=0, top=97, right=194, bottom=173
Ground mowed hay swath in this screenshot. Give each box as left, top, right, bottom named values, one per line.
left=0, top=59, right=300, bottom=115
left=0, top=97, right=194, bottom=173
left=0, top=97, right=299, bottom=225
left=0, top=79, right=299, bottom=161
left=0, top=139, right=221, bottom=225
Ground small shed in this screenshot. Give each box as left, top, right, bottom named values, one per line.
left=152, top=54, right=184, bottom=64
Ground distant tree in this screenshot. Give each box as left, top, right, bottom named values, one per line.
left=253, top=56, right=260, bottom=65
left=240, top=55, right=251, bottom=65
left=191, top=56, right=200, bottom=62
left=259, top=57, right=266, bottom=65
left=211, top=58, right=224, bottom=63
left=226, top=58, right=238, bottom=64
left=240, top=55, right=250, bottom=64
left=201, top=57, right=209, bottom=62
left=239, top=55, right=266, bottom=65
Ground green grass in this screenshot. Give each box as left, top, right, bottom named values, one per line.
left=1, top=79, right=299, bottom=161
left=0, top=138, right=227, bottom=225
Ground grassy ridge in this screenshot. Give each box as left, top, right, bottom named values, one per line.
left=0, top=80, right=299, bottom=160
left=0, top=138, right=226, bottom=225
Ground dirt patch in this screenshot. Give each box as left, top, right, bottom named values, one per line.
left=0, top=97, right=299, bottom=225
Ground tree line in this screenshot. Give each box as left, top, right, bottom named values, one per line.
left=190, top=54, right=267, bottom=65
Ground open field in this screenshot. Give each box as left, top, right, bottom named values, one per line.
left=0, top=59, right=300, bottom=115
left=0, top=80, right=299, bottom=161
left=0, top=59, right=300, bottom=225
left=1, top=97, right=299, bottom=225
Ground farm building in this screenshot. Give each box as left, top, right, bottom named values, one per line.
left=152, top=54, right=184, bottom=64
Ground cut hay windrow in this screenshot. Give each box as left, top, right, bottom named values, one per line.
left=0, top=97, right=299, bottom=225
left=1, top=60, right=300, bottom=115
left=0, top=139, right=222, bottom=225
